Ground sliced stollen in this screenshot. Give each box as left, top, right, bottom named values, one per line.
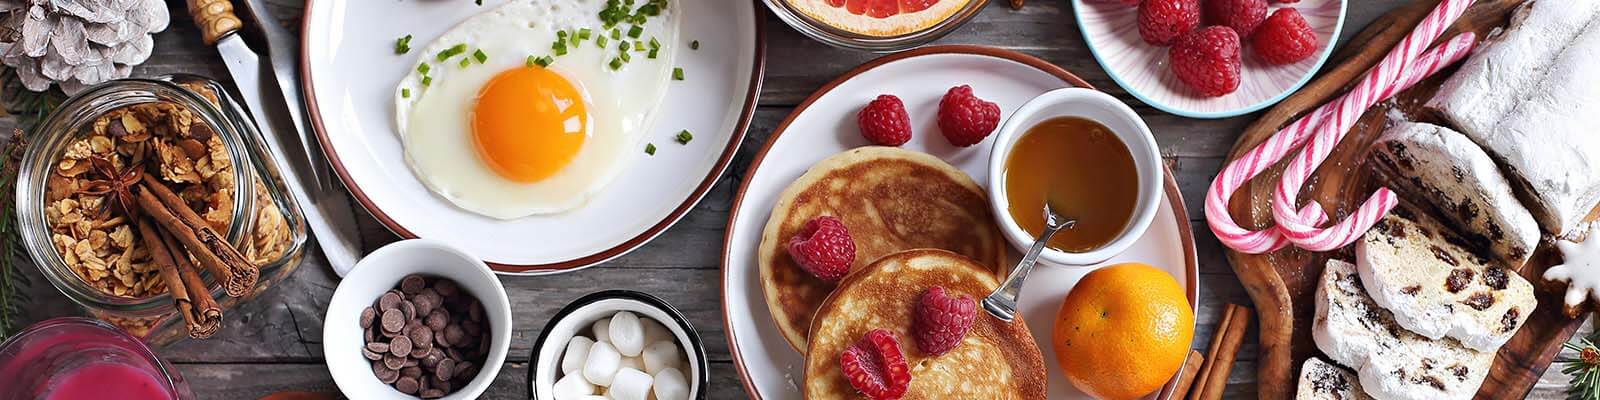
left=1297, top=357, right=1371, bottom=400
left=1314, top=259, right=1493, bottom=400
left=1369, top=121, right=1540, bottom=267
left=1426, top=0, right=1600, bottom=238
left=1355, top=210, right=1536, bottom=351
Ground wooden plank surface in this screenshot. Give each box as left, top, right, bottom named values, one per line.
left=2, top=0, right=1588, bottom=399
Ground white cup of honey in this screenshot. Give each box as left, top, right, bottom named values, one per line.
left=986, top=87, right=1163, bottom=267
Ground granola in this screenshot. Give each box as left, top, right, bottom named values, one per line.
left=43, top=84, right=290, bottom=299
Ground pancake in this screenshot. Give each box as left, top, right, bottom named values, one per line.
left=758, top=146, right=1008, bottom=352
left=803, top=249, right=1046, bottom=400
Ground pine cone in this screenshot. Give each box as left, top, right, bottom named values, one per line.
left=0, top=0, right=168, bottom=94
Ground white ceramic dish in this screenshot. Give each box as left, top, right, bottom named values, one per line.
left=719, top=45, right=1199, bottom=400
left=299, top=0, right=765, bottom=274
left=324, top=239, right=513, bottom=400
left=1073, top=0, right=1347, bottom=118
left=987, top=87, right=1164, bottom=266
left=526, top=290, right=708, bottom=400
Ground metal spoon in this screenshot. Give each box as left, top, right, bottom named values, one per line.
left=982, top=199, right=1076, bottom=322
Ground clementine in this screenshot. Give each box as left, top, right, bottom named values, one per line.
left=1052, top=263, right=1194, bottom=400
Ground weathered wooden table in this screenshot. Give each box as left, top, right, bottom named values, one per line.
left=6, top=0, right=1585, bottom=398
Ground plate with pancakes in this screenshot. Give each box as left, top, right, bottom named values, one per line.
left=302, top=0, right=765, bottom=273
left=721, top=45, right=1199, bottom=399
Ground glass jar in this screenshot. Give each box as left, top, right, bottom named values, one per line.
left=15, top=75, right=308, bottom=345
left=759, top=0, right=985, bottom=52
left=0, top=317, right=194, bottom=400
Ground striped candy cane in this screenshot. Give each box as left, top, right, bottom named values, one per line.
left=1205, top=31, right=1477, bottom=254
left=1272, top=0, right=1476, bottom=251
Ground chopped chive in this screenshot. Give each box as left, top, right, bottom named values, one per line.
left=537, top=56, right=554, bottom=66
left=674, top=130, right=693, bottom=144
left=458, top=57, right=471, bottom=69
left=472, top=49, right=487, bottom=63
left=649, top=37, right=660, bottom=49
left=619, top=41, right=630, bottom=52
left=417, top=63, right=431, bottom=75
left=626, top=25, right=643, bottom=38
left=395, top=34, right=413, bottom=54
left=647, top=48, right=658, bottom=59
left=474, top=0, right=481, bottom=5
left=634, top=40, right=645, bottom=52
left=596, top=35, right=609, bottom=48
left=644, top=143, right=656, bottom=155
left=620, top=50, right=631, bottom=62
left=401, top=88, right=411, bottom=98
left=569, top=30, right=581, bottom=46
left=421, top=76, right=432, bottom=86
left=436, top=43, right=467, bottom=61
left=526, top=55, right=537, bottom=67
left=672, top=67, right=683, bottom=80
left=609, top=57, right=623, bottom=70
left=690, top=40, right=700, bottom=50
left=610, top=28, right=621, bottom=40
left=557, top=30, right=568, bottom=41
left=579, top=28, right=593, bottom=40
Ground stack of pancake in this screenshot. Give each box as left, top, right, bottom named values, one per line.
left=756, top=146, right=1048, bottom=399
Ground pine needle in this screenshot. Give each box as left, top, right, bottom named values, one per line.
left=1559, top=332, right=1600, bottom=400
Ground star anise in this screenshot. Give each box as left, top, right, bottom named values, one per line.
left=77, top=156, right=143, bottom=220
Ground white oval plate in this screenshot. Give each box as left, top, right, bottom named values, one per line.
left=720, top=46, right=1200, bottom=399
left=1074, top=0, right=1347, bottom=118
left=300, top=0, right=764, bottom=274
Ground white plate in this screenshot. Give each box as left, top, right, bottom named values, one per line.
left=719, top=45, right=1200, bottom=399
left=300, top=0, right=764, bottom=274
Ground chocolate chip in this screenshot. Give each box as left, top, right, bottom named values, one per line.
left=408, top=326, right=434, bottom=349
left=361, top=306, right=376, bottom=329
left=373, top=361, right=400, bottom=384
left=401, top=275, right=427, bottom=294
left=365, top=328, right=375, bottom=343
left=426, top=309, right=449, bottom=331
left=402, top=366, right=423, bottom=379
left=367, top=342, right=391, bottom=354
left=434, top=280, right=459, bottom=297
left=468, top=302, right=483, bottom=323
left=402, top=300, right=417, bottom=322
left=421, top=348, right=443, bottom=368
left=384, top=353, right=406, bottom=370
left=381, top=309, right=405, bottom=333
left=379, top=291, right=402, bottom=311
left=391, top=336, right=413, bottom=357
left=395, top=376, right=420, bottom=394
left=1484, top=268, right=1509, bottom=290
left=410, top=340, right=432, bottom=358
left=445, top=325, right=466, bottom=346
left=403, top=358, right=418, bottom=368
left=1462, top=292, right=1496, bottom=311
left=436, top=358, right=456, bottom=378
left=1445, top=268, right=1474, bottom=293
left=414, top=292, right=440, bottom=315
left=362, top=347, right=383, bottom=361
left=420, top=389, right=446, bottom=399
left=455, top=363, right=478, bottom=381
left=446, top=348, right=465, bottom=362
left=1501, top=307, right=1521, bottom=333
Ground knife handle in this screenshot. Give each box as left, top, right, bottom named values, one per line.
left=187, top=0, right=242, bottom=45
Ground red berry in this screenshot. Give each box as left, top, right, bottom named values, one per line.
left=911, top=286, right=976, bottom=356
left=1137, top=0, right=1200, bottom=46
left=1169, top=26, right=1242, bottom=97
left=838, top=329, right=911, bottom=400
left=1204, top=0, right=1267, bottom=38
left=786, top=216, right=855, bottom=283
left=857, top=95, right=912, bottom=146
left=1253, top=8, right=1319, bottom=65
left=936, top=85, right=1001, bottom=147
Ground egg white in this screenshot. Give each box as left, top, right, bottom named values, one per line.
left=394, top=0, right=678, bottom=219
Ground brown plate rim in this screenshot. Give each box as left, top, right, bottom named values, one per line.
left=717, top=44, right=1201, bottom=400
left=298, top=0, right=767, bottom=273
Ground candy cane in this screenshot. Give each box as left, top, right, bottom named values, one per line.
left=1272, top=0, right=1476, bottom=251
left=1204, top=31, right=1476, bottom=253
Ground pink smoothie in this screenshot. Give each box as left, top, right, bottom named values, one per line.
left=42, top=361, right=174, bottom=400
left=0, top=318, right=189, bottom=400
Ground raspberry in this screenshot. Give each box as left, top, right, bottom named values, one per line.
left=1137, top=0, right=1200, bottom=46
left=1253, top=8, right=1319, bottom=65
left=911, top=285, right=976, bottom=356
left=936, top=85, right=1000, bottom=147
left=1204, top=0, right=1267, bottom=38
left=1169, top=26, right=1242, bottom=97
left=786, top=216, right=855, bottom=283
left=857, top=95, right=912, bottom=146
left=838, top=329, right=911, bottom=400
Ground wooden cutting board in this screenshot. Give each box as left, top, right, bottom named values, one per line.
left=1219, top=1, right=1589, bottom=399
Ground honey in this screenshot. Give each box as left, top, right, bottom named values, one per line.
left=1003, top=116, right=1139, bottom=253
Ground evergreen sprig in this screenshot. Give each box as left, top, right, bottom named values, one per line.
left=1560, top=330, right=1600, bottom=400
left=0, top=64, right=56, bottom=340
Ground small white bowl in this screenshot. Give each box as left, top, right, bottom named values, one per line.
left=987, top=87, right=1164, bottom=266
left=324, top=239, right=512, bottom=399
left=527, top=290, right=708, bottom=400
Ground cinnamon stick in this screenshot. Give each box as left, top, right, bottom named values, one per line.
left=1171, top=350, right=1205, bottom=399
left=136, top=216, right=221, bottom=339
left=1190, top=304, right=1253, bottom=400
left=135, top=173, right=257, bottom=297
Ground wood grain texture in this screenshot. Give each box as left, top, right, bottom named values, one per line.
left=1220, top=1, right=1582, bottom=399
left=186, top=0, right=243, bottom=45
left=2, top=0, right=1590, bottom=399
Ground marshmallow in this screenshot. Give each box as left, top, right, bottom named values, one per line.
left=562, top=336, right=595, bottom=374
left=583, top=341, right=622, bottom=386
left=640, top=318, right=672, bottom=344
left=552, top=372, right=595, bottom=400
left=608, top=368, right=654, bottom=400
left=610, top=312, right=645, bottom=357
left=621, top=355, right=645, bottom=372
left=591, top=318, right=612, bottom=343
left=642, top=340, right=682, bottom=375
left=653, top=367, right=688, bottom=400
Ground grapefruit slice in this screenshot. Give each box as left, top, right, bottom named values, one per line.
left=787, top=0, right=973, bottom=37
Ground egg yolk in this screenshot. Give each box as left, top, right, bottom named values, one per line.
left=470, top=66, right=589, bottom=183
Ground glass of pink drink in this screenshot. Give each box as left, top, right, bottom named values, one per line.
left=0, top=317, right=193, bottom=400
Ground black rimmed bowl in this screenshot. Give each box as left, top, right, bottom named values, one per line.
left=526, top=290, right=708, bottom=400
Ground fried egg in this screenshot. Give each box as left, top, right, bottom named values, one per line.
left=395, top=0, right=677, bottom=219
